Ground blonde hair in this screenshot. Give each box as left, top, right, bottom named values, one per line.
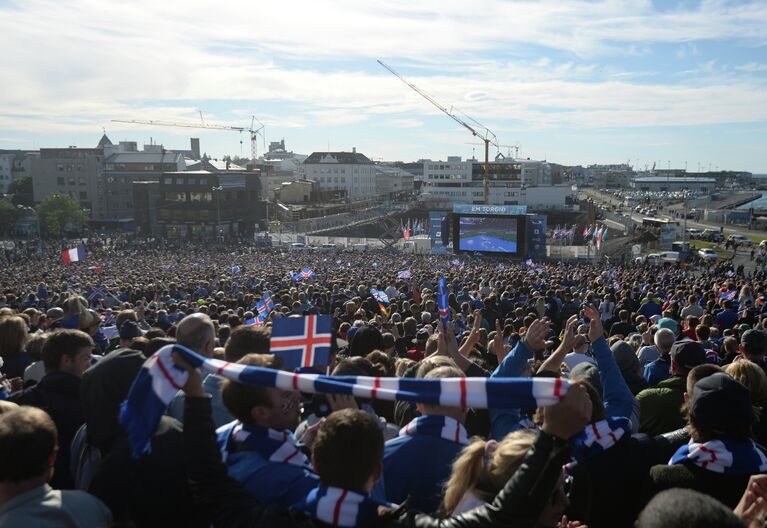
left=725, top=360, right=767, bottom=407
left=442, top=429, right=536, bottom=516
left=416, top=356, right=459, bottom=379
left=394, top=358, right=415, bottom=377
left=0, top=316, right=29, bottom=360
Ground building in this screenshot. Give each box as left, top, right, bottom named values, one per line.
left=586, top=164, right=634, bottom=189
left=631, top=177, right=717, bottom=193
left=152, top=167, right=263, bottom=238
left=255, top=159, right=300, bottom=200
left=420, top=156, right=573, bottom=209
left=375, top=165, right=415, bottom=199
left=302, top=149, right=376, bottom=198
left=0, top=150, right=38, bottom=194
left=278, top=179, right=315, bottom=204
left=30, top=134, right=196, bottom=223
left=31, top=140, right=107, bottom=215
left=101, top=142, right=186, bottom=222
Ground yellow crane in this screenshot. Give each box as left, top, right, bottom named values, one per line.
left=111, top=115, right=265, bottom=161
left=377, top=60, right=499, bottom=205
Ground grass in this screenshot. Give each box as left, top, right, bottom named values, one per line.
left=689, top=240, right=717, bottom=250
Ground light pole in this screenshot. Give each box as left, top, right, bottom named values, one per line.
left=212, top=185, right=223, bottom=239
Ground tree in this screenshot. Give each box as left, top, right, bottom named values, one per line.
left=7, top=175, right=32, bottom=195
left=35, top=194, right=87, bottom=238
left=0, top=198, right=19, bottom=236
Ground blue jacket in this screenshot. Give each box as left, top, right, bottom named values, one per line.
left=644, top=356, right=672, bottom=387
left=383, top=428, right=464, bottom=513
left=488, top=340, right=533, bottom=440
left=489, top=336, right=635, bottom=441
left=216, top=429, right=319, bottom=508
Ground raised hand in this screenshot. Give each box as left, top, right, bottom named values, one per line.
left=582, top=304, right=605, bottom=343
left=541, top=383, right=592, bottom=440
left=523, top=318, right=550, bottom=352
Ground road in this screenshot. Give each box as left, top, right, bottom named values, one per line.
left=581, top=189, right=767, bottom=241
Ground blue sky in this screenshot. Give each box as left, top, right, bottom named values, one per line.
left=1, top=0, right=766, bottom=172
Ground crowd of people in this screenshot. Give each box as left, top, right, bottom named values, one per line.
left=3, top=235, right=767, bottom=527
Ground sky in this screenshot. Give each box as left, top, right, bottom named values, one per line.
left=1, top=0, right=766, bottom=172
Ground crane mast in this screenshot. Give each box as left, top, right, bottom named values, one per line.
left=377, top=60, right=498, bottom=205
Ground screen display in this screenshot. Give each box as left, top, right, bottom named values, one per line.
left=458, top=216, right=518, bottom=253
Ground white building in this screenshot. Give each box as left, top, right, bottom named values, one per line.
left=302, top=149, right=376, bottom=199
left=420, top=156, right=571, bottom=209
left=0, top=150, right=37, bottom=194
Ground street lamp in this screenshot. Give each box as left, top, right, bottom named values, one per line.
left=212, top=185, right=223, bottom=238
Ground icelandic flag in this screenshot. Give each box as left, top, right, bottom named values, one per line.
left=438, top=277, right=451, bottom=327
left=256, top=301, right=269, bottom=318
left=231, top=265, right=241, bottom=274
left=87, top=285, right=108, bottom=301
left=299, top=268, right=316, bottom=279
left=245, top=314, right=265, bottom=326
left=722, top=290, right=737, bottom=301
left=450, top=259, right=464, bottom=270
left=262, top=291, right=275, bottom=312
left=371, top=289, right=389, bottom=304
left=61, top=245, right=86, bottom=264
left=270, top=315, right=332, bottom=372
left=397, top=270, right=412, bottom=280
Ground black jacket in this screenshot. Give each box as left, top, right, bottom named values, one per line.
left=10, top=371, right=82, bottom=489
left=74, top=349, right=206, bottom=528
left=184, top=396, right=573, bottom=528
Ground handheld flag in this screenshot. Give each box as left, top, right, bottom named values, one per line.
left=87, top=285, right=108, bottom=302
left=231, top=265, right=241, bottom=274
left=371, top=289, right=389, bottom=304
left=270, top=315, right=332, bottom=372
left=438, top=277, right=451, bottom=328
left=397, top=270, right=412, bottom=280
left=300, top=268, right=316, bottom=279
left=61, top=245, right=86, bottom=264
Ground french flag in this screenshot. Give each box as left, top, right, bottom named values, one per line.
left=61, top=245, right=86, bottom=264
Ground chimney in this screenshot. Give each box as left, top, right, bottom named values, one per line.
left=190, top=138, right=201, bottom=160
left=352, top=147, right=356, bottom=153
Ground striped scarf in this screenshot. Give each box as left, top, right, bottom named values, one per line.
left=670, top=439, right=767, bottom=474
left=293, top=485, right=391, bottom=527
left=217, top=421, right=310, bottom=468
left=399, top=415, right=470, bottom=445
left=119, top=344, right=570, bottom=457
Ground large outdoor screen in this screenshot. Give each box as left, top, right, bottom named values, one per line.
left=457, top=215, right=519, bottom=253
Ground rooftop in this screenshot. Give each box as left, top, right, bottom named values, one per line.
left=304, top=151, right=373, bottom=165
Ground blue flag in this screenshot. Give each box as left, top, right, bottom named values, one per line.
left=438, top=277, right=451, bottom=328
left=231, top=265, right=241, bottom=274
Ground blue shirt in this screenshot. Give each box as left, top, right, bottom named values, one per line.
left=644, top=356, right=672, bottom=387
left=639, top=300, right=662, bottom=319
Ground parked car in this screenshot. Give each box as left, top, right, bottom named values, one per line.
left=659, top=251, right=681, bottom=264
left=319, top=243, right=338, bottom=251
left=686, top=228, right=702, bottom=239
left=698, top=248, right=718, bottom=261
left=636, top=253, right=661, bottom=265
left=701, top=229, right=723, bottom=242
left=289, top=242, right=309, bottom=251
left=728, top=234, right=753, bottom=246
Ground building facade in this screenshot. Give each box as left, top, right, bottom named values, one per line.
left=153, top=169, right=264, bottom=238
left=31, top=145, right=104, bottom=214
left=420, top=156, right=572, bottom=209
left=375, top=165, right=415, bottom=199
left=302, top=149, right=376, bottom=198
left=0, top=150, right=38, bottom=194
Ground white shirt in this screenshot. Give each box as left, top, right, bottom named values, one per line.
left=564, top=352, right=596, bottom=371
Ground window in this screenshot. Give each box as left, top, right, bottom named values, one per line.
left=57, top=177, right=65, bottom=185
left=79, top=177, right=86, bottom=185
left=57, top=164, right=64, bottom=171
left=68, top=177, right=75, bottom=185
left=79, top=191, right=88, bottom=199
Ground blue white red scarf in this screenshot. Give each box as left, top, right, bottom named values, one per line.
left=293, top=485, right=391, bottom=527
left=399, top=415, right=470, bottom=445
left=217, top=421, right=310, bottom=468
left=119, top=344, right=570, bottom=457
left=670, top=439, right=767, bottom=474
left=570, top=417, right=630, bottom=463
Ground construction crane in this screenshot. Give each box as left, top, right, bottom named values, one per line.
left=466, top=142, right=520, bottom=159
left=111, top=115, right=265, bottom=161
left=377, top=60, right=498, bottom=205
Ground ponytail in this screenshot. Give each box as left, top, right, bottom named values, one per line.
left=441, top=439, right=486, bottom=516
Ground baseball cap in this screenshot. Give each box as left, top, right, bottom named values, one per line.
left=669, top=340, right=707, bottom=371
left=569, top=362, right=603, bottom=398
left=690, top=372, right=752, bottom=435
left=741, top=329, right=767, bottom=355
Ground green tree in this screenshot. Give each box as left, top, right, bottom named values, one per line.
left=0, top=198, right=19, bottom=236
left=35, top=194, right=87, bottom=238
left=7, top=175, right=32, bottom=195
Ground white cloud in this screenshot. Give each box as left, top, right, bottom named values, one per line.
left=735, top=62, right=767, bottom=72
